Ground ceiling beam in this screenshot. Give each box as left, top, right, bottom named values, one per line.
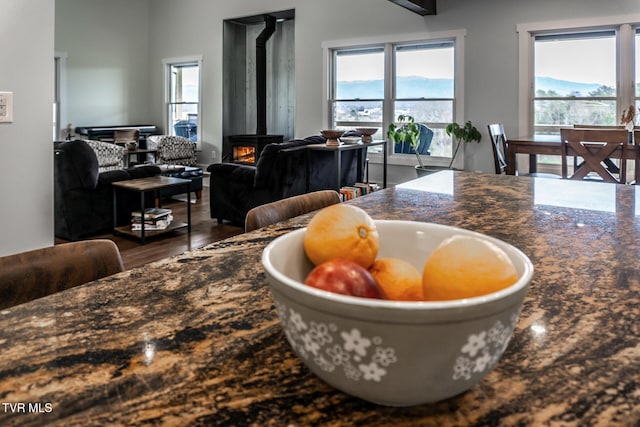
left=387, top=0, right=437, bottom=16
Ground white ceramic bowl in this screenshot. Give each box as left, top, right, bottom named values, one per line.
left=262, top=220, right=533, bottom=406
left=340, top=136, right=361, bottom=145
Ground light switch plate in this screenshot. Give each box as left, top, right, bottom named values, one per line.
left=0, top=92, right=14, bottom=123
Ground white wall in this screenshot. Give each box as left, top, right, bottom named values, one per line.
left=55, top=0, right=152, bottom=126
left=0, top=0, right=54, bottom=256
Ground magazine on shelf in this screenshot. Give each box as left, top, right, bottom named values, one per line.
left=131, top=207, right=173, bottom=231
left=131, top=214, right=173, bottom=224
left=131, top=215, right=173, bottom=224
left=131, top=220, right=172, bottom=231
left=131, top=208, right=172, bottom=220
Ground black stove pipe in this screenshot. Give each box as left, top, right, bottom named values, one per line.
left=256, top=14, right=277, bottom=136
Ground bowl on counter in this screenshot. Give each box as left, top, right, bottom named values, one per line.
left=339, top=136, right=361, bottom=145
left=320, top=130, right=345, bottom=147
left=262, top=220, right=533, bottom=406
left=355, top=127, right=378, bottom=143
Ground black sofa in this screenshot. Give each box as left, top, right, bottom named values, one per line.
left=207, top=135, right=364, bottom=225
left=54, top=140, right=161, bottom=241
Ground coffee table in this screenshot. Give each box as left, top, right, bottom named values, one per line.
left=112, top=176, right=191, bottom=243
left=158, top=165, right=204, bottom=200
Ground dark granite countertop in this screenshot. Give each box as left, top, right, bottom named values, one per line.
left=1, top=171, right=638, bottom=426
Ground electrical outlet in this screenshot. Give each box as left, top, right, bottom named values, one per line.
left=0, top=92, right=13, bottom=123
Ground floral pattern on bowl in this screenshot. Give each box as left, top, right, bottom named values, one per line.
left=275, top=301, right=398, bottom=382
left=452, top=311, right=520, bottom=381
left=275, top=300, right=520, bottom=384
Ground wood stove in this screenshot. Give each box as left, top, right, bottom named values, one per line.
left=224, top=13, right=285, bottom=165
left=225, top=134, right=283, bottom=165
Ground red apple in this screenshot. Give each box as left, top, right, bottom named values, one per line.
left=304, top=259, right=386, bottom=299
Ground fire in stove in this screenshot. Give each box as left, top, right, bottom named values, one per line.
left=233, top=146, right=256, bottom=164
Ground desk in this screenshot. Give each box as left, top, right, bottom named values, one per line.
left=1, top=171, right=638, bottom=425
left=305, top=140, right=387, bottom=191
left=507, top=132, right=639, bottom=176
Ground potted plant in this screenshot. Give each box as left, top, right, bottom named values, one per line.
left=445, top=120, right=482, bottom=169
left=387, top=114, right=434, bottom=176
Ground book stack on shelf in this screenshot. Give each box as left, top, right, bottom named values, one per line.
left=131, top=208, right=173, bottom=231
left=339, top=182, right=381, bottom=201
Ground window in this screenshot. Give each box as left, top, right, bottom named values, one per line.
left=53, top=53, right=67, bottom=141
left=164, top=56, right=202, bottom=145
left=533, top=31, right=617, bottom=134
left=332, top=47, right=384, bottom=138
left=518, top=17, right=640, bottom=137
left=324, top=30, right=465, bottom=167
left=636, top=29, right=640, bottom=112
left=394, top=42, right=454, bottom=157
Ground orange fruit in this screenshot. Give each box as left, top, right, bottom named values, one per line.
left=369, top=258, right=424, bottom=301
left=422, top=235, right=518, bottom=301
left=303, top=204, right=379, bottom=268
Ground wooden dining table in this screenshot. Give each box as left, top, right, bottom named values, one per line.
left=506, top=131, right=639, bottom=176
left=1, top=171, right=638, bottom=426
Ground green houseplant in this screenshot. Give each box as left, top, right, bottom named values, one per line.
left=387, top=114, right=425, bottom=168
left=445, top=120, right=482, bottom=169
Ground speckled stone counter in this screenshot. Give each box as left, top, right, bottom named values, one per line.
left=1, top=171, right=638, bottom=426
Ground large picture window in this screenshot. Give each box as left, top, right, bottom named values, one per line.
left=519, top=18, right=640, bottom=137
left=164, top=56, right=202, bottom=145
left=518, top=17, right=640, bottom=170
left=324, top=31, right=465, bottom=167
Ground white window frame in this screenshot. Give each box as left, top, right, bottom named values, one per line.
left=322, top=30, right=466, bottom=169
left=517, top=15, right=640, bottom=137
left=54, top=52, right=68, bottom=141
left=162, top=55, right=203, bottom=149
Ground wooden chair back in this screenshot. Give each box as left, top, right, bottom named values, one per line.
left=573, top=124, right=640, bottom=130
left=245, top=190, right=342, bottom=232
left=560, top=128, right=631, bottom=183
left=113, top=128, right=140, bottom=145
left=487, top=123, right=508, bottom=174
left=0, top=240, right=124, bottom=309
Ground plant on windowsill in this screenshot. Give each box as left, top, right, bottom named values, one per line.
left=445, top=120, right=482, bottom=169
left=620, top=105, right=638, bottom=132
left=387, top=114, right=430, bottom=175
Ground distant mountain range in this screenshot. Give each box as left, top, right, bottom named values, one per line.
left=336, top=76, right=608, bottom=99
left=337, top=76, right=453, bottom=99
left=534, top=76, right=605, bottom=96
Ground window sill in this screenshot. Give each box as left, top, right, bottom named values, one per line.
left=367, top=152, right=457, bottom=168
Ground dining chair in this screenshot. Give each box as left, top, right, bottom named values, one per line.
left=573, top=124, right=640, bottom=130
left=245, top=190, right=342, bottom=232
left=113, top=128, right=141, bottom=148
left=394, top=123, right=434, bottom=155
left=487, top=123, right=560, bottom=178
left=560, top=128, right=631, bottom=184
left=571, top=125, right=640, bottom=175
left=0, top=239, right=125, bottom=309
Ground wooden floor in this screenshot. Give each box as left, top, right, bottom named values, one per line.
left=55, top=188, right=244, bottom=270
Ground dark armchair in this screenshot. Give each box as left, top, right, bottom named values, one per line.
left=54, top=140, right=161, bottom=241
left=207, top=135, right=363, bottom=225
